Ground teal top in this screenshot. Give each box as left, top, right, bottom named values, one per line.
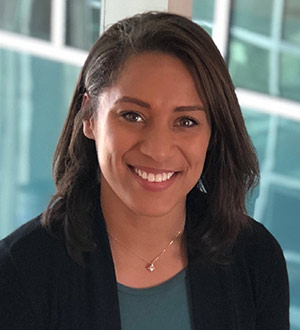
left=117, top=269, right=193, bottom=330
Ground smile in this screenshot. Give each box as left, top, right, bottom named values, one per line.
left=134, top=167, right=175, bottom=183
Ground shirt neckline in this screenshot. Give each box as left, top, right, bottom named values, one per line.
left=117, top=268, right=187, bottom=296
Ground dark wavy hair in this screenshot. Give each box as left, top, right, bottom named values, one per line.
left=42, top=12, right=259, bottom=264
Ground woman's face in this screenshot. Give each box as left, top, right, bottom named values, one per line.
left=83, top=52, right=211, bottom=217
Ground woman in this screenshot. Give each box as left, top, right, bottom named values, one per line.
left=0, top=12, right=289, bottom=330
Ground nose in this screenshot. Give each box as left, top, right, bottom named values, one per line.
left=139, top=123, right=176, bottom=162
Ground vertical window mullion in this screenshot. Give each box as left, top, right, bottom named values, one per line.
left=51, top=0, right=66, bottom=47
left=269, top=0, right=285, bottom=96
left=212, top=0, right=232, bottom=59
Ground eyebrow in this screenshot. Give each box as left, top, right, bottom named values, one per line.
left=114, top=96, right=205, bottom=112
left=114, top=96, right=150, bottom=109
left=174, top=105, right=205, bottom=112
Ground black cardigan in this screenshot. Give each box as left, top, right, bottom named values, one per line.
left=0, top=198, right=289, bottom=329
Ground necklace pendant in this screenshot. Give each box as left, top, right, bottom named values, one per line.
left=147, top=263, right=155, bottom=272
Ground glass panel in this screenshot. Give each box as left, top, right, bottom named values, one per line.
left=283, top=0, right=300, bottom=45
left=0, top=0, right=51, bottom=40
left=229, top=38, right=270, bottom=94
left=0, top=48, right=80, bottom=239
left=231, top=0, right=273, bottom=36
left=192, top=0, right=214, bottom=35
left=242, top=109, right=269, bottom=163
left=243, top=108, right=300, bottom=329
left=274, top=117, right=300, bottom=177
left=66, top=0, right=101, bottom=50
left=280, top=52, right=300, bottom=102
left=229, top=0, right=300, bottom=103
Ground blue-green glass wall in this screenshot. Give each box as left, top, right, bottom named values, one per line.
left=0, top=48, right=80, bottom=236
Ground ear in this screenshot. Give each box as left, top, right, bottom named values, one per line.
left=82, top=93, right=96, bottom=140
left=83, top=116, right=96, bottom=140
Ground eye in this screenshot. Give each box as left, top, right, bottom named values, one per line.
left=176, top=117, right=199, bottom=127
left=121, top=111, right=144, bottom=123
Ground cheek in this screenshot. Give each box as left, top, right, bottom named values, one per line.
left=190, top=140, right=210, bottom=172
left=96, top=126, right=135, bottom=168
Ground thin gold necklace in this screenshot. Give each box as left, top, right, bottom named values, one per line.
left=107, top=229, right=183, bottom=272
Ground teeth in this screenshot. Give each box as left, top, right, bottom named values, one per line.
left=156, top=174, right=162, bottom=182
left=134, top=168, right=175, bottom=182
left=167, top=172, right=173, bottom=179
left=148, top=173, right=155, bottom=182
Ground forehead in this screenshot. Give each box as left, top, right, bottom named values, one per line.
left=118, top=52, right=192, bottom=83
left=104, top=52, right=203, bottom=107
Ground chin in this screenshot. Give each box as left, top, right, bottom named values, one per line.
left=126, top=197, right=184, bottom=218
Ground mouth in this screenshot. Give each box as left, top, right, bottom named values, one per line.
left=133, top=167, right=175, bottom=183
left=128, top=165, right=180, bottom=191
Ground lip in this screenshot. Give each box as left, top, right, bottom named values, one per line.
left=128, top=165, right=179, bottom=192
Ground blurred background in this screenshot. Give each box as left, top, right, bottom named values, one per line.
left=0, top=0, right=299, bottom=327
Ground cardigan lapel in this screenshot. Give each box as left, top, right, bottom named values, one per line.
left=89, top=203, right=122, bottom=330
left=186, top=192, right=237, bottom=330
left=187, top=258, right=237, bottom=330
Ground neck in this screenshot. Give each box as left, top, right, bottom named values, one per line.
left=100, top=186, right=186, bottom=256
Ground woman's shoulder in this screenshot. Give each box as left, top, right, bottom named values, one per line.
left=1, top=215, right=44, bottom=250
left=232, top=218, right=289, bottom=327
left=0, top=214, right=68, bottom=277
left=1, top=215, right=54, bottom=259
left=0, top=217, right=73, bottom=328
left=236, top=218, right=284, bottom=260
left=233, top=217, right=287, bottom=282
